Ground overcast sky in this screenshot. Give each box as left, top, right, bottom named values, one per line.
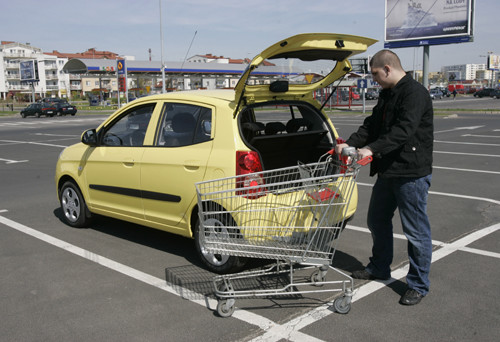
left=2, top=0, right=497, bottom=72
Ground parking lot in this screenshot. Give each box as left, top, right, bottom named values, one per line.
left=1, top=96, right=499, bottom=341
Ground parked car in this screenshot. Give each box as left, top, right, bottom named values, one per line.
left=55, top=101, right=77, bottom=116
left=429, top=88, right=443, bottom=100
left=20, top=102, right=57, bottom=118
left=365, top=90, right=379, bottom=100
left=55, top=33, right=376, bottom=273
left=473, top=88, right=496, bottom=98
left=439, top=87, right=450, bottom=97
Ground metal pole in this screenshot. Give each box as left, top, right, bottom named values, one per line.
left=159, top=0, right=166, bottom=93
left=422, top=45, right=430, bottom=89
left=116, top=65, right=120, bottom=108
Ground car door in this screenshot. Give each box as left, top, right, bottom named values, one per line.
left=83, top=102, right=156, bottom=220
left=140, top=101, right=214, bottom=232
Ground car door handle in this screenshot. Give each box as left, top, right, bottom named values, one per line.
left=184, top=160, right=200, bottom=171
left=123, top=159, right=135, bottom=167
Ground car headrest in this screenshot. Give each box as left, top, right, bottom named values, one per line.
left=172, top=113, right=196, bottom=133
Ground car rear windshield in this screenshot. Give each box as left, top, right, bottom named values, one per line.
left=239, top=102, right=335, bottom=169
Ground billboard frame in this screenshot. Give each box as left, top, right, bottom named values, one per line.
left=384, top=0, right=475, bottom=49
left=19, top=60, right=39, bottom=82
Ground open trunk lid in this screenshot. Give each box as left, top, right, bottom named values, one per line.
left=234, top=33, right=377, bottom=107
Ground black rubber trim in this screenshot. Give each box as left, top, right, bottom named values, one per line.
left=89, top=184, right=181, bottom=203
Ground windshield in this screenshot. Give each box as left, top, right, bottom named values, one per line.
left=246, top=57, right=338, bottom=86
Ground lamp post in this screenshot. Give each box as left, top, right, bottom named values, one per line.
left=159, top=0, right=166, bottom=93
left=479, top=51, right=494, bottom=88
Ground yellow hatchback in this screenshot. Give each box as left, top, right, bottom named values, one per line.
left=55, top=33, right=376, bottom=273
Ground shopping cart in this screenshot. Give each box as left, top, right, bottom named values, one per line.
left=195, top=147, right=371, bottom=317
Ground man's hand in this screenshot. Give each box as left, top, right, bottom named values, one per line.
left=357, top=147, right=373, bottom=159
left=335, top=143, right=349, bottom=155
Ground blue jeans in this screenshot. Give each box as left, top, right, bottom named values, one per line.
left=365, top=174, right=432, bottom=295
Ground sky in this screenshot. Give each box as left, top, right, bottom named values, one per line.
left=2, top=0, right=498, bottom=72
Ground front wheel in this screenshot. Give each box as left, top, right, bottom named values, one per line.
left=59, top=181, right=92, bottom=228
left=194, top=214, right=246, bottom=274
left=333, top=296, right=351, bottom=314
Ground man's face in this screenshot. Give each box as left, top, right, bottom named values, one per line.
left=371, top=66, right=390, bottom=89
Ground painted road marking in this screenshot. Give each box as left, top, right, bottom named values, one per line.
left=0, top=158, right=28, bottom=164
left=1, top=209, right=499, bottom=342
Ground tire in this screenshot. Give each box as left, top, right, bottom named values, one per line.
left=59, top=181, right=92, bottom=228
left=36, top=112, right=41, bottom=118
left=21, top=113, right=26, bottom=118
left=194, top=211, right=246, bottom=274
left=334, top=296, right=351, bottom=314
left=217, top=299, right=235, bottom=317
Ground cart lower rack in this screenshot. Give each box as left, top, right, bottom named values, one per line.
left=196, top=149, right=371, bottom=317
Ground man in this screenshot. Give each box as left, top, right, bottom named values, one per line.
left=336, top=50, right=433, bottom=305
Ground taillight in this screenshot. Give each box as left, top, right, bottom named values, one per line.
left=236, top=151, right=266, bottom=199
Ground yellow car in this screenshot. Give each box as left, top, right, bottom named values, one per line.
left=55, top=33, right=376, bottom=273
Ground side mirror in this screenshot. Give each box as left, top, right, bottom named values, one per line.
left=81, top=129, right=98, bottom=146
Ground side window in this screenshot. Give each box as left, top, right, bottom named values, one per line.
left=157, top=103, right=212, bottom=147
left=102, top=103, right=155, bottom=147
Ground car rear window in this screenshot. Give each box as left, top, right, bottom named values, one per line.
left=240, top=102, right=332, bottom=140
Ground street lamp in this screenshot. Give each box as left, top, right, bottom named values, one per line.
left=479, top=52, right=494, bottom=87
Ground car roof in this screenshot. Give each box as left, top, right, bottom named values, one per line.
left=122, top=89, right=236, bottom=107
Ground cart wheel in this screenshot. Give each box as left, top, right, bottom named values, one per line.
left=216, top=282, right=233, bottom=294
left=310, top=270, right=326, bottom=286
left=334, top=296, right=351, bottom=314
left=217, top=299, right=235, bottom=318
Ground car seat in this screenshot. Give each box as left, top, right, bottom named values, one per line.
left=163, top=112, right=196, bottom=147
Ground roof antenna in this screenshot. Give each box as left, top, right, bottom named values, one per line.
left=180, top=31, right=198, bottom=71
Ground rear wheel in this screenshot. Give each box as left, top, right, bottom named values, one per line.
left=59, top=181, right=92, bottom=228
left=194, top=214, right=246, bottom=274
left=36, top=112, right=41, bottom=118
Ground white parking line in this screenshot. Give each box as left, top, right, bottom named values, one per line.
left=0, top=158, right=28, bottom=164
left=433, top=166, right=500, bottom=175
left=357, top=182, right=500, bottom=206
left=248, top=223, right=500, bottom=342
left=462, top=134, right=500, bottom=138
left=1, top=208, right=499, bottom=342
left=0, top=139, right=68, bottom=148
left=434, top=150, right=500, bottom=158
left=434, top=140, right=500, bottom=147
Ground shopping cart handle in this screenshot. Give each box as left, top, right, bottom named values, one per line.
left=356, top=156, right=373, bottom=166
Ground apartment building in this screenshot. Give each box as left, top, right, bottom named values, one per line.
left=441, top=63, right=491, bottom=81
left=0, top=41, right=71, bottom=100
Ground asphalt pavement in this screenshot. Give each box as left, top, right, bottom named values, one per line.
left=0, top=96, right=499, bottom=341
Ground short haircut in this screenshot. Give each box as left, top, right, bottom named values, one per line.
left=370, top=50, right=403, bottom=70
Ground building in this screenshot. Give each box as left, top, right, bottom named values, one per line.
left=441, top=63, right=490, bottom=81
left=0, top=41, right=71, bottom=100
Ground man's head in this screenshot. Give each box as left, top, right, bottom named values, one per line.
left=369, top=50, right=406, bottom=89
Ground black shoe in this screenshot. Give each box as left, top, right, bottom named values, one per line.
left=400, top=289, right=424, bottom=305
left=351, top=269, right=390, bottom=281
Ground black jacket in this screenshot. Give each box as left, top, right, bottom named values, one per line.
left=345, top=73, right=433, bottom=178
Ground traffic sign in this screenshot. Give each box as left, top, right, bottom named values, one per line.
left=357, top=79, right=368, bottom=89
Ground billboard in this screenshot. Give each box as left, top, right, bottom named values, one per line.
left=487, top=54, right=500, bottom=71
left=20, top=60, right=39, bottom=82
left=385, top=0, right=474, bottom=48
